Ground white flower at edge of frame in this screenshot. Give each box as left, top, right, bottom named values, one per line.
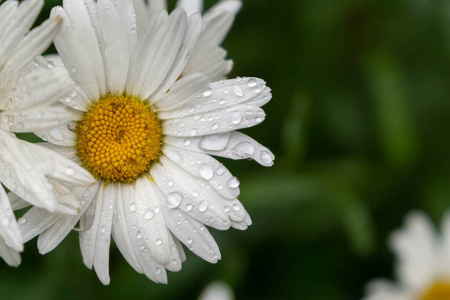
left=0, top=0, right=95, bottom=266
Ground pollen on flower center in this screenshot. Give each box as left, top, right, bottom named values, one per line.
left=76, top=94, right=162, bottom=183
left=421, top=281, right=450, bottom=300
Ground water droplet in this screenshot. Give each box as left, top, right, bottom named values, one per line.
left=190, top=129, right=198, bottom=136
left=185, top=204, right=193, bottom=211
left=100, top=226, right=106, bottom=233
left=216, top=166, right=226, bottom=175
left=255, top=117, right=263, bottom=123
left=232, top=204, right=241, bottom=211
left=144, top=210, right=155, bottom=220
left=199, top=133, right=230, bottom=151
left=203, top=88, right=213, bottom=97
left=232, top=85, right=244, bottom=97
left=167, top=192, right=182, bottom=208
left=211, top=123, right=219, bottom=130
left=187, top=238, right=193, bottom=244
left=261, top=151, right=273, bottom=165
left=228, top=177, right=240, bottom=189
left=18, top=217, right=26, bottom=225
left=136, top=231, right=143, bottom=239
left=233, top=142, right=255, bottom=158
left=155, top=268, right=162, bottom=274
left=183, top=139, right=191, bottom=146
left=66, top=168, right=75, bottom=175
left=248, top=78, right=258, bottom=87
left=230, top=111, right=242, bottom=124
left=199, top=164, right=214, bottom=180
left=198, top=200, right=208, bottom=212
left=129, top=203, right=137, bottom=212
left=156, top=239, right=162, bottom=245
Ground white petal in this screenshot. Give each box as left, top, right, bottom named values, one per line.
left=63, top=0, right=106, bottom=96
left=151, top=161, right=231, bottom=230
left=38, top=184, right=99, bottom=254
left=51, top=6, right=100, bottom=101
left=18, top=207, right=62, bottom=243
left=158, top=77, right=271, bottom=119
left=134, top=177, right=171, bottom=265
left=34, top=125, right=77, bottom=147
left=0, top=66, right=74, bottom=112
left=112, top=183, right=143, bottom=274
left=203, top=0, right=242, bottom=21
left=8, top=192, right=30, bottom=211
left=0, top=186, right=22, bottom=251
left=158, top=156, right=247, bottom=223
left=0, top=0, right=43, bottom=66
left=153, top=13, right=202, bottom=95
left=121, top=183, right=168, bottom=283
left=26, top=141, right=95, bottom=186
left=132, top=9, right=187, bottom=99
left=183, top=45, right=229, bottom=81
left=165, top=131, right=275, bottom=166
left=162, top=144, right=239, bottom=199
left=93, top=184, right=115, bottom=285
left=126, top=10, right=167, bottom=95
left=198, top=9, right=234, bottom=47
left=0, top=238, right=20, bottom=267
left=0, top=104, right=80, bottom=133
left=148, top=0, right=167, bottom=16
left=113, top=0, right=138, bottom=52
left=97, top=0, right=129, bottom=95
left=176, top=0, right=203, bottom=16
left=162, top=104, right=265, bottom=137
left=2, top=16, right=62, bottom=73
left=132, top=0, right=148, bottom=35
left=0, top=1, right=18, bottom=39
left=152, top=73, right=209, bottom=111
left=164, top=234, right=183, bottom=272
left=162, top=204, right=221, bottom=263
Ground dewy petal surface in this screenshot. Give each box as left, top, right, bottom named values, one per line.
left=17, top=0, right=274, bottom=285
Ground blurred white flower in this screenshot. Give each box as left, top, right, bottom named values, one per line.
left=18, top=0, right=274, bottom=285
left=364, top=211, right=450, bottom=300
left=198, top=281, right=235, bottom=300
left=0, top=0, right=94, bottom=266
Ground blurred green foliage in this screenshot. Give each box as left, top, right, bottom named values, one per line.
left=3, top=0, right=450, bottom=299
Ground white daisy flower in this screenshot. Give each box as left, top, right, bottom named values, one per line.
left=0, top=0, right=95, bottom=266
left=18, top=0, right=273, bottom=285
left=133, top=0, right=242, bottom=81
left=364, top=211, right=450, bottom=300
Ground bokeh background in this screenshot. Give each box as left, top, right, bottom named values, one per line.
left=3, top=0, right=450, bottom=299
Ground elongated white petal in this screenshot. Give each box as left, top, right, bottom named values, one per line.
left=0, top=0, right=43, bottom=66
left=63, top=0, right=106, bottom=96
left=148, top=0, right=167, bottom=16
left=51, top=6, right=100, bottom=101
left=0, top=1, right=18, bottom=39
left=152, top=73, right=209, bottom=110
left=176, top=0, right=203, bottom=16
left=153, top=13, right=202, bottom=95
left=134, top=9, right=187, bottom=99
left=18, top=207, right=62, bottom=243
left=158, top=77, right=270, bottom=119
left=162, top=104, right=265, bottom=137
left=0, top=185, right=22, bottom=251
left=2, top=16, right=62, bottom=73
left=0, top=67, right=74, bottom=113
left=93, top=184, right=115, bottom=285
left=0, top=238, right=20, bottom=267
left=159, top=156, right=247, bottom=223
left=98, top=0, right=129, bottom=95
left=162, top=144, right=239, bottom=199
left=112, top=184, right=143, bottom=273
left=121, top=184, right=168, bottom=283
left=164, top=131, right=275, bottom=166
left=134, top=177, right=171, bottom=265
left=151, top=162, right=231, bottom=231
left=113, top=0, right=137, bottom=52
left=132, top=0, right=148, bottom=35
left=34, top=125, right=77, bottom=147
left=203, top=0, right=242, bottom=22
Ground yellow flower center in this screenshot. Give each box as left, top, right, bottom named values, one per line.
left=421, top=281, right=450, bottom=300
left=76, top=94, right=162, bottom=183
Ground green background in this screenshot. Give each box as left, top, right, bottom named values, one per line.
left=5, top=0, right=450, bottom=299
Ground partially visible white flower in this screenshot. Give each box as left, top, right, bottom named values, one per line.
left=133, top=0, right=242, bottom=81
left=198, top=281, right=235, bottom=300
left=364, top=211, right=450, bottom=300
left=0, top=0, right=95, bottom=266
